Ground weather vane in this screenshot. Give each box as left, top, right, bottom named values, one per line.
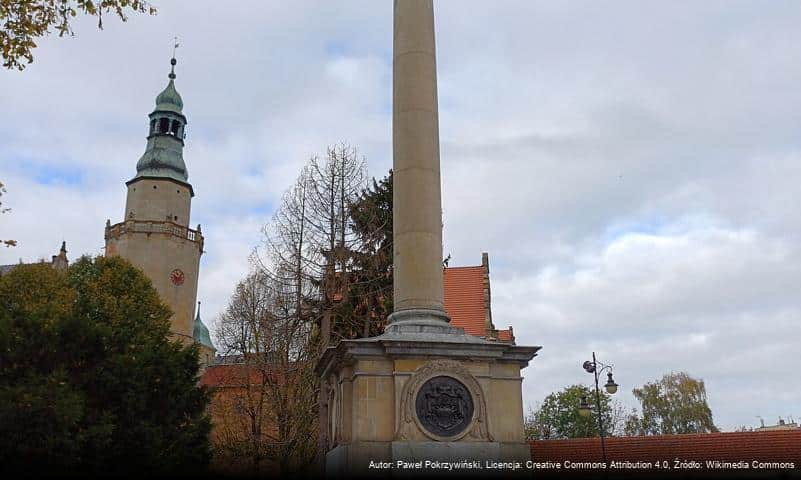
left=169, top=36, right=180, bottom=80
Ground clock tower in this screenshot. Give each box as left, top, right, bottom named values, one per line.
left=105, top=56, right=214, bottom=360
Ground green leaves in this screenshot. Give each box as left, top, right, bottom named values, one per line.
left=0, top=181, right=16, bottom=247
left=1, top=0, right=157, bottom=70
left=0, top=256, right=211, bottom=473
left=626, top=371, right=718, bottom=436
left=526, top=384, right=628, bottom=440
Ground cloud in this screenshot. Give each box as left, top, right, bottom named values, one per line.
left=499, top=221, right=801, bottom=429
left=2, top=0, right=800, bottom=431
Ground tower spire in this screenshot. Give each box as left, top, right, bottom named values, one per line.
left=132, top=43, right=189, bottom=186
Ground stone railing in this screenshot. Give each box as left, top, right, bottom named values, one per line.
left=105, top=219, right=204, bottom=251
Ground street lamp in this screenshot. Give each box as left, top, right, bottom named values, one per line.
left=604, top=372, right=618, bottom=394
left=581, top=352, right=618, bottom=467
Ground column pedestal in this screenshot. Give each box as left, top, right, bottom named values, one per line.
left=317, top=330, right=540, bottom=477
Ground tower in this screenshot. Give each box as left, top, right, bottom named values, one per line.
left=105, top=56, right=214, bottom=359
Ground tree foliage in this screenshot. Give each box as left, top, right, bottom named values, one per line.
left=340, top=170, right=393, bottom=338
left=0, top=181, right=16, bottom=247
left=0, top=256, right=211, bottom=474
left=1, top=0, right=156, bottom=70
left=254, top=144, right=373, bottom=347
left=525, top=384, right=630, bottom=440
left=215, top=147, right=392, bottom=473
left=214, top=269, right=318, bottom=475
left=625, top=371, right=718, bottom=436
left=213, top=145, right=370, bottom=475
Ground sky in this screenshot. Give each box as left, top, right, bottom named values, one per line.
left=1, top=0, right=800, bottom=432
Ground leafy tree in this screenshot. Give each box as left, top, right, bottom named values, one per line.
left=0, top=256, right=211, bottom=474
left=526, top=384, right=630, bottom=440
left=1, top=0, right=156, bottom=70
left=625, top=371, right=718, bottom=436
left=0, top=181, right=16, bottom=247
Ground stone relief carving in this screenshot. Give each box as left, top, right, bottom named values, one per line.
left=323, top=375, right=339, bottom=449
left=415, top=376, right=474, bottom=437
left=396, top=359, right=493, bottom=442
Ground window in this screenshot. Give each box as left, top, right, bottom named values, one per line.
left=158, top=117, right=169, bottom=134
left=171, top=120, right=180, bottom=135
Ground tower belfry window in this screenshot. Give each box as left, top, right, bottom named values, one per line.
left=171, top=120, right=180, bottom=135
left=159, top=118, right=170, bottom=134
left=150, top=119, right=156, bottom=135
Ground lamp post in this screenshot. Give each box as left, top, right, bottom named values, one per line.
left=578, top=352, right=618, bottom=466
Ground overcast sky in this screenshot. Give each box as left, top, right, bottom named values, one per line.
left=2, top=0, right=800, bottom=432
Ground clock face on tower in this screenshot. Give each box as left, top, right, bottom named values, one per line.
left=170, top=268, right=185, bottom=286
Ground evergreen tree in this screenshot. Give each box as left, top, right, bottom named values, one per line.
left=343, top=170, right=394, bottom=338
left=0, top=256, right=211, bottom=474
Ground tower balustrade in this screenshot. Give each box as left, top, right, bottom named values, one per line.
left=105, top=219, right=204, bottom=251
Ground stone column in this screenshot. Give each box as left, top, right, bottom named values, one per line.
left=390, top=0, right=449, bottom=327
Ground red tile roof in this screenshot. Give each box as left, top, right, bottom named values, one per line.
left=530, top=430, right=801, bottom=466
left=444, top=266, right=487, bottom=337
left=496, top=329, right=513, bottom=342
left=443, top=263, right=514, bottom=342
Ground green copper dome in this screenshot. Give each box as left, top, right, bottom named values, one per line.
left=130, top=57, right=191, bottom=186
left=155, top=79, right=184, bottom=114
left=134, top=135, right=189, bottom=183
left=193, top=302, right=215, bottom=351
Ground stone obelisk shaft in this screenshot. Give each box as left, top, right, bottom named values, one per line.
left=390, top=0, right=447, bottom=324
